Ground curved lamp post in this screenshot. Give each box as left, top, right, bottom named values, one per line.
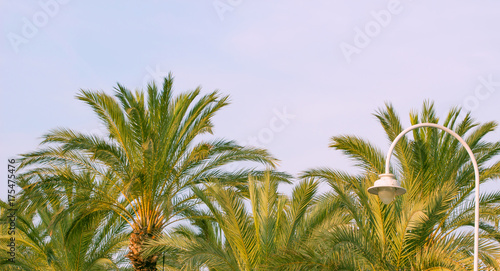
left=367, top=123, right=480, bottom=271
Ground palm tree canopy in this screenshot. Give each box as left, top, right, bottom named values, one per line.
left=299, top=102, right=500, bottom=270
left=143, top=171, right=326, bottom=271
left=16, top=74, right=279, bottom=270
left=0, top=175, right=129, bottom=271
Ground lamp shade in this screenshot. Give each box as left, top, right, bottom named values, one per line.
left=368, top=173, right=406, bottom=204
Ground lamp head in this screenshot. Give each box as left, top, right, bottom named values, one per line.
left=368, top=173, right=406, bottom=204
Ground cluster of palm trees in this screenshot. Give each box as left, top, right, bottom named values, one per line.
left=2, top=75, right=500, bottom=270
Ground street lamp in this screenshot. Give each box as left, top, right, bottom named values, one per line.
left=368, top=123, right=480, bottom=271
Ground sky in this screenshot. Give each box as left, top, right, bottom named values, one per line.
left=1, top=0, right=500, bottom=200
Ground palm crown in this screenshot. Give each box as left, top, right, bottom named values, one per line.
left=9, top=86, right=500, bottom=271
left=300, top=102, right=500, bottom=270
left=143, top=172, right=322, bottom=271
left=17, top=74, right=277, bottom=270
left=0, top=177, right=129, bottom=271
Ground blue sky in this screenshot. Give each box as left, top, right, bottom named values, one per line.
left=1, top=0, right=500, bottom=200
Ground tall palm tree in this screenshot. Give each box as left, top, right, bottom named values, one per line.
left=17, top=74, right=277, bottom=270
left=301, top=102, right=500, bottom=270
left=143, top=172, right=333, bottom=270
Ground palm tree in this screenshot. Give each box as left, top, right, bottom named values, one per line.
left=301, top=102, right=500, bottom=270
left=17, top=74, right=277, bottom=270
left=0, top=172, right=129, bottom=270
left=143, top=172, right=334, bottom=270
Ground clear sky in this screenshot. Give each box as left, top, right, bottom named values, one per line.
left=1, top=0, right=500, bottom=200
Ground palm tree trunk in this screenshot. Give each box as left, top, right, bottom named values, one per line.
left=127, top=230, right=158, bottom=270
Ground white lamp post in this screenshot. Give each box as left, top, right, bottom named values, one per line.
left=368, top=123, right=480, bottom=271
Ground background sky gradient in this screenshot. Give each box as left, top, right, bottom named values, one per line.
left=2, top=0, right=500, bottom=200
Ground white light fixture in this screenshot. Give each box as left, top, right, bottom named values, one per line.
left=368, top=123, right=480, bottom=271
left=367, top=173, right=406, bottom=204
